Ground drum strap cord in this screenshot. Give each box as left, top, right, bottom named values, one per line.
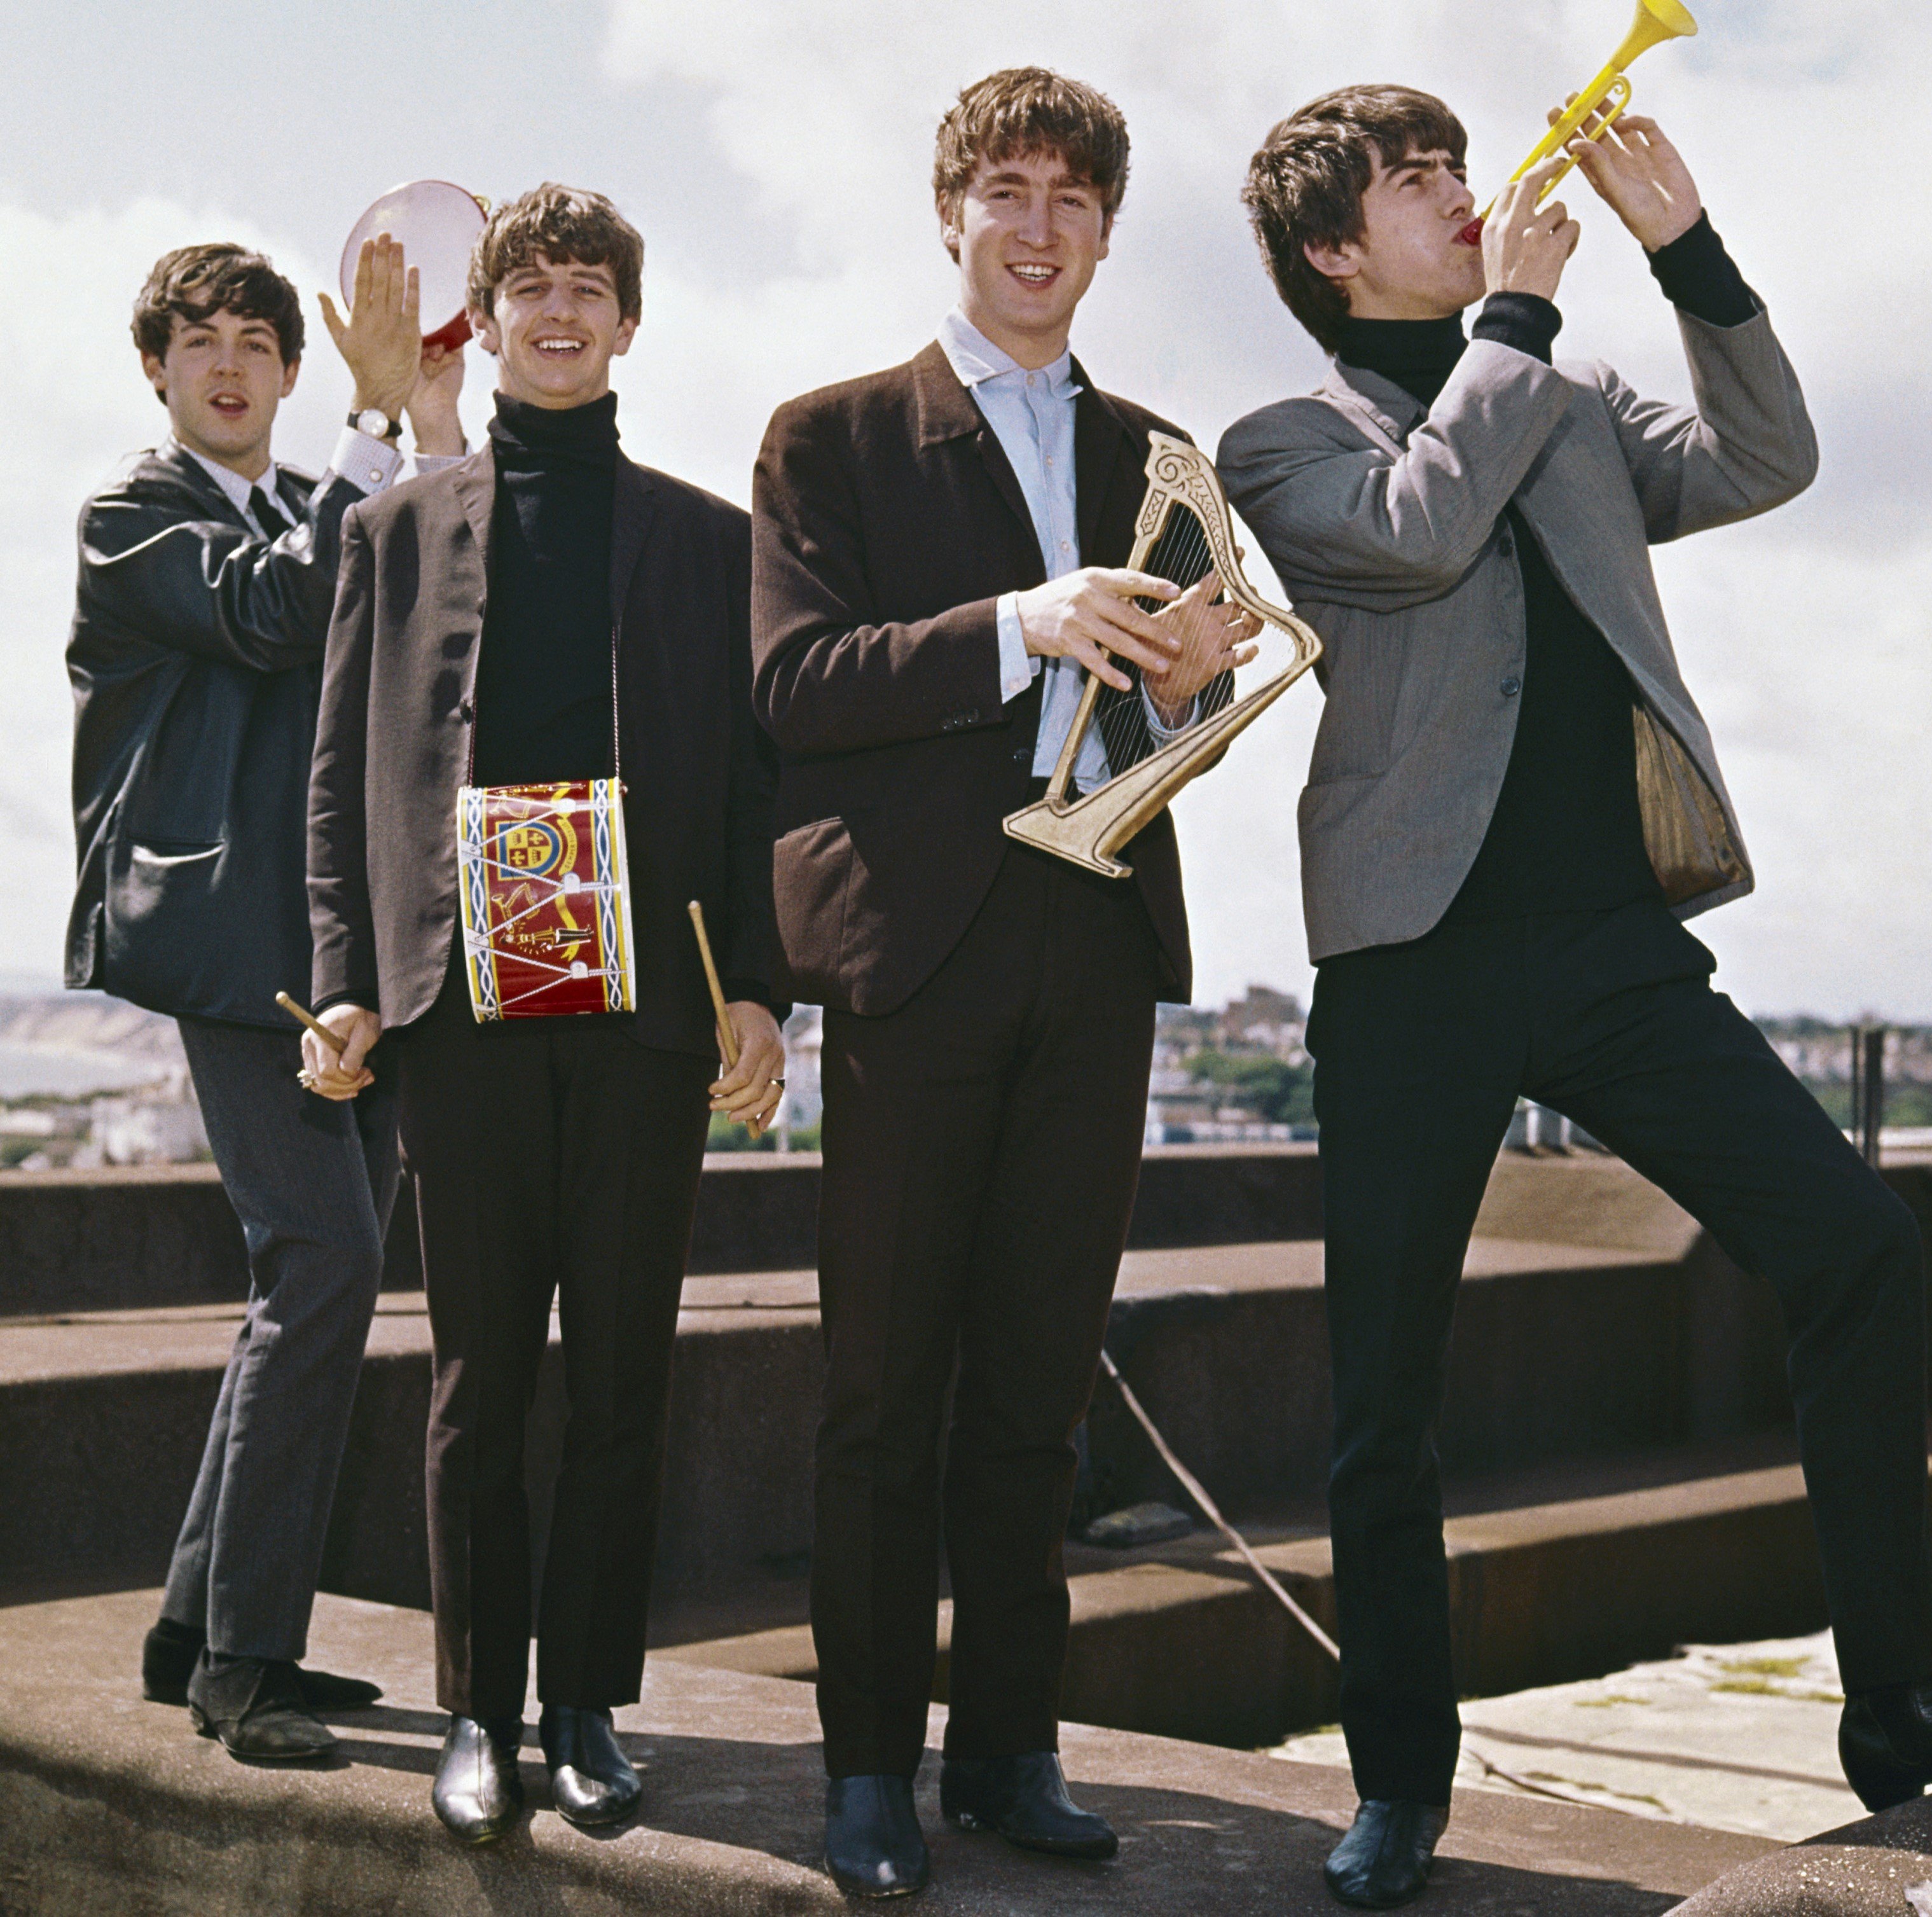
left=1096, top=1348, right=1683, bottom=1820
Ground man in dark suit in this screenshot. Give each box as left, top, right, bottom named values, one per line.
left=753, top=69, right=1255, bottom=1897
left=67, top=238, right=455, bottom=1762
left=304, top=183, right=784, bottom=1847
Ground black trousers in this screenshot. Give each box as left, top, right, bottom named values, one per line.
left=813, top=843, right=1163, bottom=1778
left=1311, top=899, right=1932, bottom=1804
left=397, top=961, right=714, bottom=1719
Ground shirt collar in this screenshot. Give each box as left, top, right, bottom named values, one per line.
left=936, top=307, right=1082, bottom=399
left=170, top=437, right=282, bottom=522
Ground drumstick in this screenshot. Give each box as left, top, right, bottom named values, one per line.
left=276, top=990, right=347, bottom=1055
left=688, top=901, right=763, bottom=1141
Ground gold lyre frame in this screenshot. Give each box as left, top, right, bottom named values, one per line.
left=1002, top=433, right=1322, bottom=878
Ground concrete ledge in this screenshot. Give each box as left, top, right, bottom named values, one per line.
left=0, top=1233, right=1798, bottom=1616
left=0, top=1145, right=1328, bottom=1318
left=665, top=1447, right=1832, bottom=1752
left=1671, top=1796, right=1932, bottom=1913
left=0, top=1589, right=1773, bottom=1916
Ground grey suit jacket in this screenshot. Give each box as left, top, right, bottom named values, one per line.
left=1217, top=304, right=1818, bottom=962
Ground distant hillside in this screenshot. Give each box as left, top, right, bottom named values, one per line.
left=0, top=993, right=181, bottom=1060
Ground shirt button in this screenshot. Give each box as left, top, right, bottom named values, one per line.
left=1045, top=455, right=1054, bottom=466
left=1060, top=541, right=1070, bottom=551
left=1026, top=374, right=1036, bottom=387
left=1501, top=676, right=1522, bottom=697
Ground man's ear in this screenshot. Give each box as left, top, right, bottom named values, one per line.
left=1302, top=237, right=1359, bottom=284
left=937, top=195, right=962, bottom=264
left=279, top=356, right=300, bottom=399
left=611, top=314, right=639, bottom=359
left=141, top=352, right=167, bottom=401
left=469, top=305, right=501, bottom=357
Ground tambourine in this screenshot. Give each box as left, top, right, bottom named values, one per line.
left=340, top=179, right=488, bottom=354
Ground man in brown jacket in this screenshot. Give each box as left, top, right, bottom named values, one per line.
left=752, top=69, right=1253, bottom=1898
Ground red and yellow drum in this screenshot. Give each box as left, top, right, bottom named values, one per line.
left=456, top=779, right=637, bottom=1021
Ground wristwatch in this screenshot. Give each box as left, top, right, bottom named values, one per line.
left=348, top=407, right=403, bottom=442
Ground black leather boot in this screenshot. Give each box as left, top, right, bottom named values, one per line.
left=1323, top=1799, right=1449, bottom=1908
left=432, top=1715, right=526, bottom=1844
left=824, top=1774, right=930, bottom=1897
left=1842, top=1682, right=1932, bottom=1811
left=539, top=1704, right=642, bottom=1829
left=144, top=1619, right=382, bottom=1711
left=940, top=1752, right=1117, bottom=1859
left=186, top=1652, right=338, bottom=1762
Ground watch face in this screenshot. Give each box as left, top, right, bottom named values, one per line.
left=355, top=409, right=387, bottom=436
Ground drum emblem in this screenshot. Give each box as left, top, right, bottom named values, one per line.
left=497, top=820, right=565, bottom=878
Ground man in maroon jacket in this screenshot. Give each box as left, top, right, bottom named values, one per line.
left=752, top=68, right=1255, bottom=1898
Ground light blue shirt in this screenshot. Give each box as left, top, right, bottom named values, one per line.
left=935, top=308, right=1187, bottom=790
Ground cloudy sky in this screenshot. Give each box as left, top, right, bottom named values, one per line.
left=3, top=1, right=1927, bottom=1015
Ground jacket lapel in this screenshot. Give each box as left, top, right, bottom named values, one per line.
left=610, top=455, right=659, bottom=616
left=452, top=444, right=497, bottom=575
left=151, top=444, right=251, bottom=529
left=1320, top=363, right=1423, bottom=453
left=1071, top=366, right=1129, bottom=560
left=912, top=340, right=1036, bottom=551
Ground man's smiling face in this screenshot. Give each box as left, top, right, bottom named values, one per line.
left=946, top=147, right=1110, bottom=368
left=473, top=254, right=637, bottom=410
left=1307, top=146, right=1485, bottom=322
left=143, top=308, right=297, bottom=478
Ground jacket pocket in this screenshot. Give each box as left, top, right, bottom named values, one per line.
left=771, top=816, right=855, bottom=1006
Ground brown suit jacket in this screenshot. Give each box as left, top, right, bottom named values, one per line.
left=751, top=341, right=1196, bottom=1016
left=308, top=445, right=780, bottom=1056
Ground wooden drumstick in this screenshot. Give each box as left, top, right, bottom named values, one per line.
left=688, top=901, right=763, bottom=1141
left=276, top=990, right=347, bottom=1055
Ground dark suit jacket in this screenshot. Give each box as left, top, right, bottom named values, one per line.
left=308, top=445, right=781, bottom=1056
left=66, top=445, right=368, bottom=1026
left=751, top=341, right=1196, bottom=1015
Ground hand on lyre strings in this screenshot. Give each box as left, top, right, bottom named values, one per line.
left=1553, top=101, right=1702, bottom=251
left=1482, top=153, right=1581, bottom=303
left=1147, top=572, right=1263, bottom=723
left=710, top=1001, right=785, bottom=1132
left=300, top=1004, right=381, bottom=1102
left=1016, top=567, right=1182, bottom=692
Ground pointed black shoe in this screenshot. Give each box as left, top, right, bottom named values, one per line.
left=539, top=1704, right=642, bottom=1829
left=824, top=1775, right=930, bottom=1897
left=432, top=1715, right=526, bottom=1844
left=941, top=1752, right=1118, bottom=1860
left=1841, top=1682, right=1932, bottom=1811
left=143, top=1619, right=381, bottom=1712
left=1324, top=1799, right=1449, bottom=1908
left=186, top=1652, right=338, bottom=1763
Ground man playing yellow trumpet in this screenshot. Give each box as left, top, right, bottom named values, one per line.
left=1220, top=83, right=1932, bottom=1911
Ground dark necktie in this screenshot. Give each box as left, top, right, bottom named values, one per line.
left=249, top=484, right=293, bottom=540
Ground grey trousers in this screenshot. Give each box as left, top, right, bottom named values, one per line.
left=161, top=1015, right=401, bottom=1661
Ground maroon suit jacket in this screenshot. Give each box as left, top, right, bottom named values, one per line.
left=308, top=445, right=779, bottom=1056
left=751, top=341, right=1196, bottom=1016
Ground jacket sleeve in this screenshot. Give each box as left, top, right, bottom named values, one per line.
left=1216, top=343, right=1575, bottom=611
left=1593, top=304, right=1819, bottom=544
left=77, top=469, right=365, bottom=674
left=308, top=509, right=380, bottom=1011
left=750, top=399, right=1004, bottom=756
left=717, top=509, right=787, bottom=1014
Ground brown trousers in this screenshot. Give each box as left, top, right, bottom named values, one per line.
left=813, top=841, right=1163, bottom=1778
left=397, top=960, right=713, bottom=1719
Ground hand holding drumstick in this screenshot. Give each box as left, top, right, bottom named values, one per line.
left=688, top=903, right=785, bottom=1140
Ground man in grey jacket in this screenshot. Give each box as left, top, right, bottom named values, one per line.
left=1219, top=87, right=1930, bottom=1907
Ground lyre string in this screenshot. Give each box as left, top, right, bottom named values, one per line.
left=1093, top=499, right=1232, bottom=779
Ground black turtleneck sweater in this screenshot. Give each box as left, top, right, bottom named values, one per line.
left=471, top=391, right=620, bottom=788
left=1334, top=213, right=1753, bottom=923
